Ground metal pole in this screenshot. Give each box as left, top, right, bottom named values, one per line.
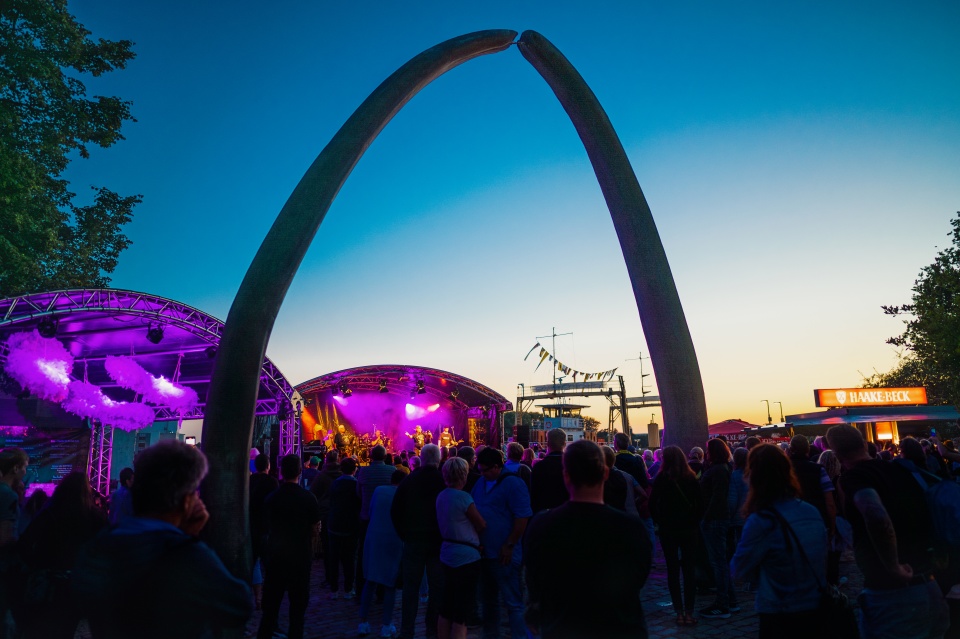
left=761, top=400, right=773, bottom=425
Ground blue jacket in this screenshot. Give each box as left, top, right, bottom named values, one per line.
left=730, top=498, right=827, bottom=614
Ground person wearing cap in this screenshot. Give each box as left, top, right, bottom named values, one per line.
left=302, top=455, right=321, bottom=488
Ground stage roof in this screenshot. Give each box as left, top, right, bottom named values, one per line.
left=296, top=364, right=512, bottom=415
left=0, top=289, right=295, bottom=420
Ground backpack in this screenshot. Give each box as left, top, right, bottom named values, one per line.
left=895, top=459, right=960, bottom=547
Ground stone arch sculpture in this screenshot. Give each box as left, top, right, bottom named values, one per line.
left=202, top=29, right=708, bottom=575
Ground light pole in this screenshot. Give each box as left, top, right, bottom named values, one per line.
left=773, top=401, right=784, bottom=423
left=761, top=400, right=772, bottom=425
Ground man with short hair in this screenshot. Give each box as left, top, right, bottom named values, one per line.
left=355, top=445, right=394, bottom=596
left=504, top=442, right=532, bottom=488
left=249, top=454, right=278, bottom=609
left=328, top=457, right=361, bottom=599
left=109, top=467, right=134, bottom=525
left=73, top=441, right=251, bottom=639
left=524, top=440, right=651, bottom=638
left=391, top=444, right=446, bottom=639
left=472, top=447, right=532, bottom=639
left=826, top=424, right=949, bottom=638
left=311, top=449, right=341, bottom=571
left=530, top=428, right=568, bottom=514
left=257, top=454, right=321, bottom=639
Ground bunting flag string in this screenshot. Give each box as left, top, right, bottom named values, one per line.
left=521, top=341, right=620, bottom=383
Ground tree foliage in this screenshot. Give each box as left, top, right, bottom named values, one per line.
left=0, top=0, right=139, bottom=297
left=865, top=212, right=960, bottom=406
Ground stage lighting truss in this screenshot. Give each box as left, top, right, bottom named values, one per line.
left=0, top=287, right=299, bottom=452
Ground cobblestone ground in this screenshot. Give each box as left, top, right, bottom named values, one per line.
left=243, top=543, right=863, bottom=639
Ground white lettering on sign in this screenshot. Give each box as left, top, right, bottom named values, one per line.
left=815, top=387, right=926, bottom=407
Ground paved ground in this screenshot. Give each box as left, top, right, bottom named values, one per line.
left=244, top=544, right=863, bottom=639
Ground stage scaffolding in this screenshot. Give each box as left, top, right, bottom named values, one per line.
left=0, top=288, right=299, bottom=488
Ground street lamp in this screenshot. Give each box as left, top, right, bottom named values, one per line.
left=773, top=401, right=784, bottom=423
left=761, top=400, right=772, bottom=425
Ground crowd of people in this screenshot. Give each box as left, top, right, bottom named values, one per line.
left=253, top=425, right=960, bottom=639
left=0, top=423, right=957, bottom=638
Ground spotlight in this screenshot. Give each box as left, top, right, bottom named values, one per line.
left=338, top=381, right=352, bottom=397
left=344, top=387, right=353, bottom=398
left=450, top=388, right=460, bottom=401
left=416, top=380, right=426, bottom=395
left=146, top=323, right=164, bottom=345
left=205, top=345, right=218, bottom=359
left=37, top=316, right=58, bottom=338
left=379, top=380, right=388, bottom=394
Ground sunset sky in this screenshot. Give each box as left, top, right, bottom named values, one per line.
left=65, top=0, right=960, bottom=430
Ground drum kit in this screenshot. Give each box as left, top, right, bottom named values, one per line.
left=335, top=429, right=394, bottom=462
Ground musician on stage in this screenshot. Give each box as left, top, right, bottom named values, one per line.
left=404, top=425, right=425, bottom=455
left=439, top=427, right=453, bottom=448
left=334, top=424, right=351, bottom=457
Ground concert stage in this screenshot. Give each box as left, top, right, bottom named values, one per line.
left=295, top=365, right=512, bottom=453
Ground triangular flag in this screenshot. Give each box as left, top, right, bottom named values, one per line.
left=535, top=351, right=549, bottom=372
left=524, top=342, right=540, bottom=361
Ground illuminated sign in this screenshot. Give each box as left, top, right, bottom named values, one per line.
left=814, top=387, right=927, bottom=408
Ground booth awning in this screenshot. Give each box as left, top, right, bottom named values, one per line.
left=785, top=405, right=960, bottom=427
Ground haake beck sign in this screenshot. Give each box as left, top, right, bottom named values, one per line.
left=815, top=387, right=928, bottom=408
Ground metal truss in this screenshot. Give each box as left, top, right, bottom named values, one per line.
left=87, top=420, right=113, bottom=497
left=0, top=288, right=299, bottom=480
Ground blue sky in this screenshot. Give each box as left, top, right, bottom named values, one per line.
left=65, top=0, right=960, bottom=428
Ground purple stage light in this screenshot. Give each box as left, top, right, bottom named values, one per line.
left=332, top=395, right=347, bottom=406
left=405, top=403, right=426, bottom=419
